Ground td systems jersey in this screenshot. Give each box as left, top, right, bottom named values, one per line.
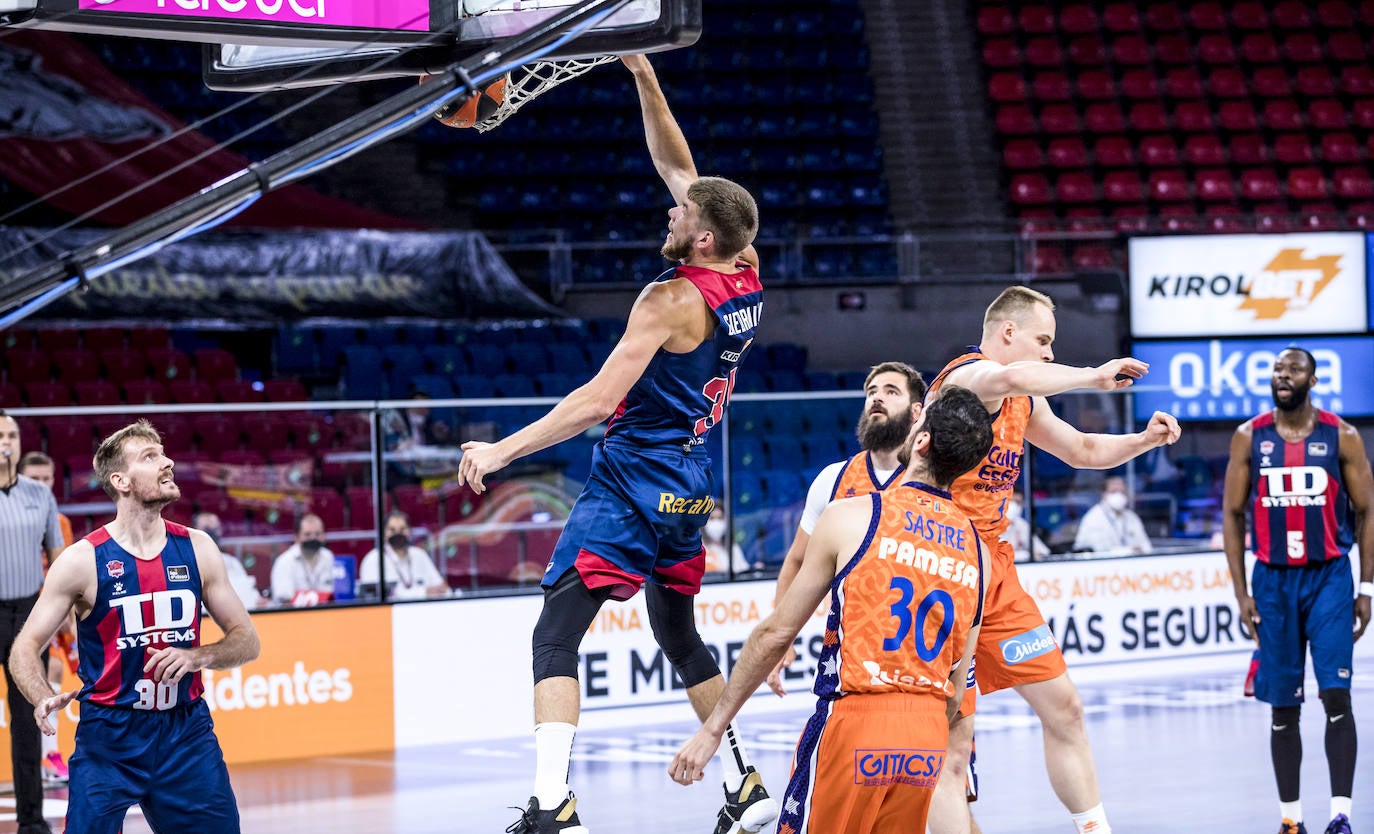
left=1249, top=409, right=1353, bottom=566
left=77, top=522, right=205, bottom=711
left=603, top=263, right=763, bottom=448
left=928, top=349, right=1033, bottom=540
left=814, top=484, right=984, bottom=704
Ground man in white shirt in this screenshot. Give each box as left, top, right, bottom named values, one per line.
left=359, top=511, right=446, bottom=600
left=1000, top=489, right=1049, bottom=562
left=193, top=512, right=261, bottom=610
left=1072, top=476, right=1153, bottom=555
left=270, top=512, right=337, bottom=606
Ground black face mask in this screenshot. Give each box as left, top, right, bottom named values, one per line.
left=388, top=533, right=409, bottom=551
left=299, top=540, right=324, bottom=558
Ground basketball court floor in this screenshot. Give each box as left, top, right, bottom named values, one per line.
left=7, top=651, right=1367, bottom=833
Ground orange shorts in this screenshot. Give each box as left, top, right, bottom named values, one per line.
left=779, top=693, right=948, bottom=834
left=51, top=629, right=79, bottom=676
left=960, top=537, right=1066, bottom=715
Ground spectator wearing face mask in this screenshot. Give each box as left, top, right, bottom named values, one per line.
left=270, top=513, right=337, bottom=606
left=358, top=511, right=446, bottom=600
left=192, top=511, right=261, bottom=610
left=702, top=505, right=753, bottom=575
left=998, top=489, right=1048, bottom=562
left=1073, top=476, right=1154, bottom=555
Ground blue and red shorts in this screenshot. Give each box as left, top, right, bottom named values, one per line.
left=1252, top=557, right=1354, bottom=707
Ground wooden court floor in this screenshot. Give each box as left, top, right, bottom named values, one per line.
left=6, top=656, right=1374, bottom=833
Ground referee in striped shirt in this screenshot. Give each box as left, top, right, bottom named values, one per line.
left=0, top=414, right=64, bottom=834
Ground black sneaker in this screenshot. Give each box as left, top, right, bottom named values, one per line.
left=505, top=793, right=589, bottom=834
left=712, top=767, right=779, bottom=834
left=1325, top=814, right=1353, bottom=834
left=1278, top=820, right=1308, bottom=834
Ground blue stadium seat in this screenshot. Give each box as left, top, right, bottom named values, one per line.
left=423, top=346, right=468, bottom=376
left=465, top=344, right=508, bottom=376
left=731, top=436, right=767, bottom=472
left=274, top=326, right=317, bottom=376
left=341, top=347, right=383, bottom=399
left=535, top=373, right=578, bottom=396
left=506, top=343, right=552, bottom=375
left=452, top=375, right=495, bottom=399
left=493, top=374, right=537, bottom=398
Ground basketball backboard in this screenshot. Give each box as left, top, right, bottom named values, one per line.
left=1, top=0, right=699, bottom=91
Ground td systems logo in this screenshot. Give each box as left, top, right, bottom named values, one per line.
left=1147, top=247, right=1343, bottom=322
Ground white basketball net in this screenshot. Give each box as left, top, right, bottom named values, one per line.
left=474, top=55, right=618, bottom=132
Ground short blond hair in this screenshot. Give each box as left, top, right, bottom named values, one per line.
left=93, top=420, right=162, bottom=500
left=983, top=286, right=1054, bottom=331
left=687, top=176, right=759, bottom=259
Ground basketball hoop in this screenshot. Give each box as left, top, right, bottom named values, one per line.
left=473, top=55, right=616, bottom=132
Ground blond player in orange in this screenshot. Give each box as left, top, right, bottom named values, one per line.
left=925, top=286, right=1181, bottom=834
left=670, top=385, right=994, bottom=834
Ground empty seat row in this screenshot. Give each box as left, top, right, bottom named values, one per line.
left=977, top=2, right=1374, bottom=36
left=1012, top=168, right=1374, bottom=205
left=992, top=66, right=1374, bottom=104
left=1006, top=133, right=1373, bottom=170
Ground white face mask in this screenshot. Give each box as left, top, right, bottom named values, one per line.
left=1006, top=500, right=1022, bottom=520
left=1104, top=492, right=1129, bottom=512
left=704, top=519, right=727, bottom=541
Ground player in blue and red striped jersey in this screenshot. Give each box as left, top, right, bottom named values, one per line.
left=10, top=420, right=259, bottom=834
left=458, top=55, right=772, bottom=834
left=1223, top=346, right=1374, bottom=834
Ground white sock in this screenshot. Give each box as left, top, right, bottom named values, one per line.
left=533, top=722, right=576, bottom=809
left=1332, top=797, right=1352, bottom=819
left=1070, top=803, right=1111, bottom=834
left=719, top=722, right=752, bottom=792
left=1280, top=800, right=1302, bottom=822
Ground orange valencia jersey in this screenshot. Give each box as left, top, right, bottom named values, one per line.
left=928, top=349, right=1032, bottom=540
left=828, top=451, right=903, bottom=501
left=813, top=483, right=984, bottom=703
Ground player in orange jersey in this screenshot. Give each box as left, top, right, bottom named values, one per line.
left=924, top=286, right=1181, bottom=834
left=670, top=385, right=994, bottom=834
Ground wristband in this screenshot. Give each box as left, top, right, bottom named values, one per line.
left=1360, top=581, right=1374, bottom=598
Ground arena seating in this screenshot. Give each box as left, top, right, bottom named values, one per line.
left=979, top=0, right=1374, bottom=260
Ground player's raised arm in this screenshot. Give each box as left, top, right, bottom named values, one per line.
left=623, top=54, right=695, bottom=207
left=947, top=356, right=1149, bottom=406
left=1336, top=421, right=1374, bottom=640
left=1024, top=400, right=1181, bottom=470
left=12, top=541, right=92, bottom=734
left=1222, top=421, right=1259, bottom=641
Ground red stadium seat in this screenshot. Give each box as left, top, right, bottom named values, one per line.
left=1362, top=0, right=1374, bottom=26
left=1318, top=0, right=1356, bottom=28
left=1068, top=37, right=1106, bottom=66
left=1287, top=168, right=1329, bottom=201
left=1251, top=68, right=1291, bottom=99
left=1064, top=207, right=1106, bottom=233
left=1140, top=134, right=1181, bottom=166
left=1309, top=99, right=1348, bottom=129
left=1094, top=136, right=1137, bottom=167
left=1083, top=103, right=1125, bottom=133
left=1282, top=33, right=1323, bottom=63
left=1030, top=246, right=1067, bottom=274
left=1047, top=137, right=1089, bottom=168
left=1110, top=36, right=1152, bottom=66
left=1103, top=171, right=1145, bottom=203
left=1003, top=140, right=1044, bottom=170
left=1356, top=100, right=1374, bottom=130
left=1254, top=206, right=1296, bottom=235
left=1145, top=2, right=1183, bottom=30
left=25, top=382, right=71, bottom=408
left=153, top=415, right=194, bottom=454
left=1240, top=169, right=1282, bottom=200
left=1205, top=204, right=1248, bottom=233
left=1196, top=169, right=1236, bottom=202
left=6, top=349, right=50, bottom=385
left=1329, top=33, right=1367, bottom=64
left=1230, top=135, right=1270, bottom=165
left=976, top=6, right=1013, bottom=35
left=1188, top=1, right=1226, bottom=29
left=1149, top=170, right=1192, bottom=202
left=1274, top=134, right=1315, bottom=164
left=1011, top=174, right=1052, bottom=206
left=1334, top=168, right=1374, bottom=199
left=1103, top=2, right=1141, bottom=32
left=1184, top=135, right=1228, bottom=166
left=1112, top=205, right=1151, bottom=232
left=1159, top=205, right=1203, bottom=232
left=1024, top=38, right=1064, bottom=68
left=101, top=348, right=147, bottom=383
left=988, top=73, right=1027, bottom=103
left=1129, top=102, right=1170, bottom=132
left=82, top=327, right=124, bottom=352
left=215, top=380, right=264, bottom=403
left=1073, top=245, right=1115, bottom=270
left=982, top=39, right=1020, bottom=69
left=1163, top=69, right=1202, bottom=99
left=1056, top=172, right=1098, bottom=204
left=1231, top=2, right=1269, bottom=30
left=122, top=380, right=167, bottom=405
left=1018, top=5, right=1055, bottom=34
left=128, top=328, right=170, bottom=352
left=168, top=380, right=216, bottom=404
left=1017, top=209, right=1058, bottom=235
left=1174, top=101, right=1214, bottom=133
left=193, top=348, right=238, bottom=382
left=0, top=383, right=19, bottom=409
left=996, top=106, right=1037, bottom=135
left=145, top=348, right=191, bottom=382
left=1272, top=1, right=1312, bottom=28
left=1299, top=68, right=1338, bottom=98
left=1075, top=70, right=1116, bottom=100
left=1196, top=35, right=1236, bottom=65
left=1039, top=105, right=1081, bottom=134
left=51, top=349, right=101, bottom=384
left=1119, top=70, right=1160, bottom=101
left=308, top=488, right=347, bottom=532
left=72, top=380, right=121, bottom=407
left=1262, top=100, right=1304, bottom=131
left=1299, top=205, right=1343, bottom=231
left=1032, top=72, right=1072, bottom=101
left=1153, top=35, right=1193, bottom=65
left=1218, top=101, right=1259, bottom=131
left=1321, top=133, right=1362, bottom=163
left=194, top=414, right=242, bottom=454
left=1207, top=68, right=1249, bottom=99
left=44, top=417, right=94, bottom=462
left=1059, top=4, right=1100, bottom=34
left=1350, top=202, right=1374, bottom=229
left=1341, top=67, right=1374, bottom=97
left=1240, top=33, right=1279, bottom=64
left=263, top=379, right=309, bottom=402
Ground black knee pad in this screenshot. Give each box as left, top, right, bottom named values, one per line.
left=646, top=583, right=720, bottom=688
left=1320, top=688, right=1352, bottom=717
left=532, top=569, right=612, bottom=683
left=1271, top=705, right=1302, bottom=730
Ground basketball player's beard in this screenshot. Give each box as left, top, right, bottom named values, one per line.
left=661, top=235, right=692, bottom=263
left=857, top=409, right=913, bottom=455
left=1272, top=380, right=1312, bottom=412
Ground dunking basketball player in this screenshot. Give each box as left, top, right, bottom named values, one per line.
left=457, top=55, right=775, bottom=834
left=10, top=421, right=259, bottom=833
left=1222, top=347, right=1373, bottom=834
left=669, top=386, right=994, bottom=834
left=925, top=286, right=1181, bottom=834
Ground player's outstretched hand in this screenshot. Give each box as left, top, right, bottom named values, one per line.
left=620, top=54, right=650, bottom=74
left=1142, top=411, right=1182, bottom=446
left=1237, top=594, right=1261, bottom=643
left=34, top=689, right=78, bottom=736
left=1355, top=595, right=1370, bottom=642
left=457, top=441, right=510, bottom=495
left=144, top=646, right=205, bottom=685
left=669, top=726, right=723, bottom=786
left=765, top=646, right=797, bottom=698
left=1094, top=357, right=1149, bottom=390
